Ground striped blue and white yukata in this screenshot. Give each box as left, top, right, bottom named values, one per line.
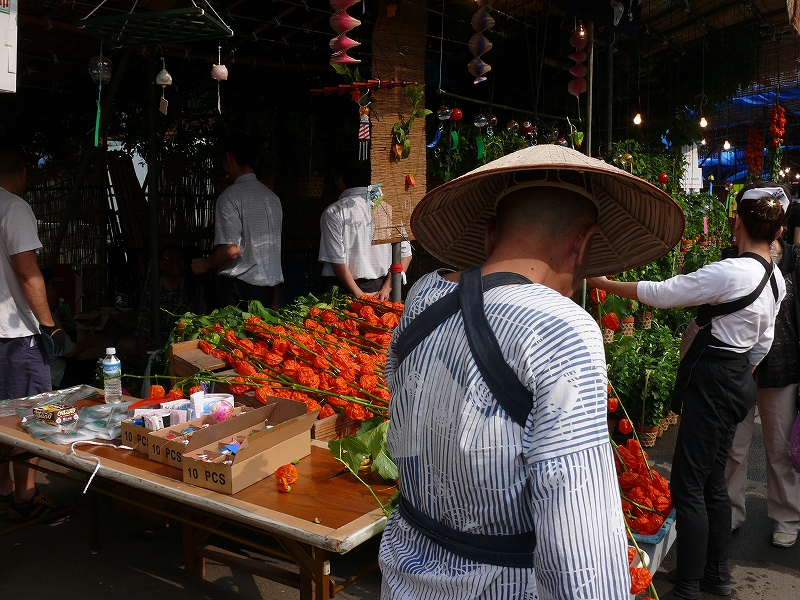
left=379, top=271, right=630, bottom=600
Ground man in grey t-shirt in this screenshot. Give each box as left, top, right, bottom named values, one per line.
left=192, top=136, right=283, bottom=309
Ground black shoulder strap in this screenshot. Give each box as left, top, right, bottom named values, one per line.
left=395, top=269, right=532, bottom=365
left=696, top=252, right=776, bottom=326
left=458, top=266, right=534, bottom=427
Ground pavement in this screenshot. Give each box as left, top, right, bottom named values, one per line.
left=1, top=412, right=799, bottom=600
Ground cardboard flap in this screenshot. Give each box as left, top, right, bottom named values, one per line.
left=234, top=408, right=319, bottom=461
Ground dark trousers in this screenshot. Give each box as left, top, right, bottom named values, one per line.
left=0, top=335, right=51, bottom=399
left=671, top=350, right=756, bottom=585
left=321, top=275, right=386, bottom=295
left=216, top=275, right=276, bottom=310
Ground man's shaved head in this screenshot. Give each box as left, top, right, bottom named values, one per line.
left=495, top=186, right=598, bottom=244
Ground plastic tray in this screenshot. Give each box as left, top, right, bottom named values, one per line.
left=632, top=509, right=676, bottom=545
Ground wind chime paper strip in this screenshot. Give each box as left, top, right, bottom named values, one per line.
left=76, top=8, right=233, bottom=46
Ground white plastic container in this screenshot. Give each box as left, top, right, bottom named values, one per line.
left=103, top=347, right=122, bottom=404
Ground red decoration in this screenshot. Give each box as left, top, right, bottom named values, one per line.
left=657, top=172, right=668, bottom=184
left=567, top=78, right=587, bottom=97
left=567, top=28, right=587, bottom=98
left=450, top=107, right=463, bottom=122
left=769, top=104, right=786, bottom=148
left=745, top=123, right=763, bottom=178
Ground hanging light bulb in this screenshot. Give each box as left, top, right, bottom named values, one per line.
left=701, top=139, right=707, bottom=145
left=633, top=113, right=642, bottom=125
left=577, top=20, right=587, bottom=39
left=699, top=116, right=708, bottom=128
left=723, top=140, right=731, bottom=150
left=795, top=173, right=799, bottom=180
left=779, top=170, right=785, bottom=177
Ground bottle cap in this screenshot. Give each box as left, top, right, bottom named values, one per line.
left=106, top=347, right=116, bottom=355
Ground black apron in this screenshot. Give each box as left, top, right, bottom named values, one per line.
left=671, top=253, right=778, bottom=414
left=394, top=266, right=537, bottom=568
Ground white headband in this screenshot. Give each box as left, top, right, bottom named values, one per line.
left=741, top=187, right=789, bottom=213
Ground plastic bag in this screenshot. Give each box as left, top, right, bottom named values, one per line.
left=22, top=400, right=133, bottom=445
left=791, top=411, right=800, bottom=474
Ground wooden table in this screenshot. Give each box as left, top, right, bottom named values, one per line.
left=0, top=400, right=394, bottom=599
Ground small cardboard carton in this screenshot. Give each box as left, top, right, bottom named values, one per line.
left=182, top=397, right=318, bottom=495
left=144, top=406, right=251, bottom=468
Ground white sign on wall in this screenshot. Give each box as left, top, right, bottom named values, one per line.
left=1, top=0, right=18, bottom=93
left=680, top=144, right=703, bottom=192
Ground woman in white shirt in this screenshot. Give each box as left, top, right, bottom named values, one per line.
left=588, top=187, right=787, bottom=600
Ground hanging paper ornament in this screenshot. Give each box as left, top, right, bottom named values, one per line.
left=155, top=57, right=173, bottom=116
left=330, top=0, right=362, bottom=65
left=568, top=63, right=588, bottom=78
left=520, top=121, right=533, bottom=134
left=468, top=2, right=494, bottom=83
left=567, top=27, right=588, bottom=100
left=211, top=45, right=227, bottom=113
left=567, top=78, right=587, bottom=97
left=427, top=105, right=452, bottom=149
left=358, top=104, right=371, bottom=161
left=474, top=112, right=487, bottom=159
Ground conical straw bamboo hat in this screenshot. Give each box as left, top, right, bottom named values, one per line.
left=411, top=145, right=685, bottom=277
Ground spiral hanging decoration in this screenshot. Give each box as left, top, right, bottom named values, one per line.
left=567, top=27, right=587, bottom=98
left=330, top=0, right=362, bottom=65
left=468, top=1, right=494, bottom=84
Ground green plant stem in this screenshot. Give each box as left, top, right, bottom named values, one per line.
left=332, top=455, right=394, bottom=517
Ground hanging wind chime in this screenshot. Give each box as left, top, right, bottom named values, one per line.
left=156, top=56, right=173, bottom=116
left=427, top=105, right=452, bottom=153
left=88, top=43, right=112, bottom=148
left=468, top=1, right=494, bottom=83
left=211, top=45, right=228, bottom=114
left=474, top=112, right=488, bottom=159
left=330, top=0, right=361, bottom=65
left=567, top=22, right=588, bottom=103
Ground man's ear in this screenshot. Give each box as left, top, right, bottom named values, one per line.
left=484, top=218, right=498, bottom=257
left=572, top=223, right=599, bottom=265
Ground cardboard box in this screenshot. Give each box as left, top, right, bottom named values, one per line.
left=145, top=406, right=248, bottom=467
left=32, top=403, right=78, bottom=426
left=182, top=398, right=318, bottom=495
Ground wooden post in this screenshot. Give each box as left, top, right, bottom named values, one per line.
left=585, top=22, right=594, bottom=157
left=147, top=55, right=161, bottom=345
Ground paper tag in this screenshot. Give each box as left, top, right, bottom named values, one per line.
left=159, top=97, right=168, bottom=115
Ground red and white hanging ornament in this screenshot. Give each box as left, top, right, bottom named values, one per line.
left=330, top=0, right=361, bottom=65
left=468, top=1, right=494, bottom=84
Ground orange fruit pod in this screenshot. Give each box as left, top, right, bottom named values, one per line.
left=275, top=464, right=299, bottom=493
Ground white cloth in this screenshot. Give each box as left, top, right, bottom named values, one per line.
left=0, top=187, right=42, bottom=338
left=214, top=173, right=283, bottom=286
left=380, top=271, right=629, bottom=600
left=726, top=384, right=800, bottom=535
left=637, top=256, right=785, bottom=365
left=319, top=187, right=411, bottom=280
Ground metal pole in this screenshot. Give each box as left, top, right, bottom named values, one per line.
left=585, top=22, right=594, bottom=157
left=147, top=55, right=161, bottom=347
left=606, top=32, right=613, bottom=154
left=390, top=243, right=401, bottom=302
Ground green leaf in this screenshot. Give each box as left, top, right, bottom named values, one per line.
left=357, top=415, right=384, bottom=434
left=416, top=108, right=433, bottom=119
left=328, top=435, right=369, bottom=475
left=401, top=139, right=411, bottom=158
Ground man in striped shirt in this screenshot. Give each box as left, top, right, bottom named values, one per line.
left=379, top=186, right=630, bottom=598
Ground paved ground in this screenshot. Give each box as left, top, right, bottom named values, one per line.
left=1, top=412, right=798, bottom=599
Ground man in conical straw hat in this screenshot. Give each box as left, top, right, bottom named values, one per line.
left=379, top=145, right=683, bottom=599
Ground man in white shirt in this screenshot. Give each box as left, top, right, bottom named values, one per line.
left=192, top=135, right=283, bottom=309
left=0, top=143, right=66, bottom=522
left=319, top=159, right=411, bottom=299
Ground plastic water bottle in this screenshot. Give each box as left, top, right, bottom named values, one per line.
left=103, top=347, right=122, bottom=404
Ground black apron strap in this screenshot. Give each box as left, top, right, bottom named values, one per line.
left=458, top=266, right=535, bottom=428
left=397, top=495, right=536, bottom=568
left=395, top=270, right=532, bottom=366
left=696, top=253, right=775, bottom=326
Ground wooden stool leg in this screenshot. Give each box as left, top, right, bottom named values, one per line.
left=89, top=490, right=100, bottom=554
left=182, top=512, right=206, bottom=579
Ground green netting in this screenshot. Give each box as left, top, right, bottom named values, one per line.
left=76, top=8, right=233, bottom=47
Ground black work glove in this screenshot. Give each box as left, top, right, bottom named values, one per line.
left=40, top=324, right=67, bottom=357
